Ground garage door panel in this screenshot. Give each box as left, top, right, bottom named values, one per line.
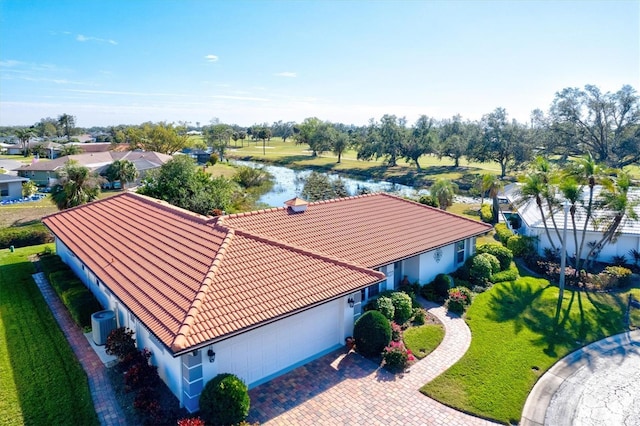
left=217, top=300, right=342, bottom=387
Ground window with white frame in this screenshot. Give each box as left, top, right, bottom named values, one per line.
left=456, top=240, right=465, bottom=264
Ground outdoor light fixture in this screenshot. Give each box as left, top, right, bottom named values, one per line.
left=347, top=297, right=355, bottom=308
left=207, top=349, right=216, bottom=363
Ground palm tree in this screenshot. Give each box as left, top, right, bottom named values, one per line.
left=481, top=174, right=503, bottom=224
left=430, top=178, right=458, bottom=211
left=57, top=113, right=76, bottom=142
left=14, top=128, right=35, bottom=157
left=59, top=144, right=83, bottom=157
left=51, top=160, right=101, bottom=210
left=559, top=177, right=581, bottom=268
left=519, top=172, right=558, bottom=251
left=105, top=159, right=139, bottom=190
left=583, top=171, right=638, bottom=269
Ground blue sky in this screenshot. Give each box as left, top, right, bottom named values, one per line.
left=0, top=0, right=638, bottom=127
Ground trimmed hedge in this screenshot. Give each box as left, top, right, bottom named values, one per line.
left=490, top=264, right=520, bottom=283
left=0, top=223, right=54, bottom=249
left=506, top=235, right=535, bottom=258
left=494, top=223, right=513, bottom=246
left=477, top=244, right=513, bottom=270
left=480, top=204, right=493, bottom=223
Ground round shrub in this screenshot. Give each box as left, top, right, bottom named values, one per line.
left=418, top=194, right=438, bottom=208
left=412, top=308, right=426, bottom=325
left=446, top=287, right=472, bottom=314
left=480, top=204, right=493, bottom=223
left=477, top=243, right=513, bottom=270
left=432, top=274, right=452, bottom=299
left=375, top=296, right=395, bottom=321
left=200, top=373, right=250, bottom=426
left=469, top=253, right=498, bottom=285
left=382, top=341, right=414, bottom=372
left=105, top=327, right=137, bottom=360
left=353, top=310, right=392, bottom=357
left=390, top=292, right=413, bottom=324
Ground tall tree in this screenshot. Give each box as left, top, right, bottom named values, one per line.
left=332, top=131, right=349, bottom=163
left=468, top=108, right=531, bottom=177
left=294, top=117, right=332, bottom=156
left=438, top=115, right=468, bottom=167
left=51, top=160, right=101, bottom=210
left=138, top=155, right=236, bottom=215
left=549, top=84, right=640, bottom=168
left=105, top=159, right=139, bottom=190
left=430, top=178, right=458, bottom=211
left=357, top=115, right=407, bottom=167
left=57, top=114, right=76, bottom=142
left=134, top=122, right=190, bottom=154
left=401, top=115, right=436, bottom=171
left=59, top=144, right=83, bottom=157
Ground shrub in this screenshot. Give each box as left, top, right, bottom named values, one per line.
left=0, top=224, right=54, bottom=249
left=491, top=264, right=520, bottom=283
left=200, top=373, right=250, bottom=426
left=477, top=244, right=513, bottom=270
left=470, top=253, right=500, bottom=284
left=418, top=194, right=438, bottom=208
left=375, top=296, right=395, bottom=321
left=353, top=310, right=392, bottom=357
left=507, top=235, right=535, bottom=258
left=382, top=341, right=414, bottom=372
left=48, top=269, right=101, bottom=329
left=446, top=287, right=472, bottom=314
left=601, top=265, right=633, bottom=288
left=178, top=418, right=205, bottom=426
left=431, top=274, right=452, bottom=300
left=106, top=327, right=137, bottom=360
left=233, top=166, right=271, bottom=188
left=208, top=153, right=219, bottom=166
left=390, top=321, right=402, bottom=342
left=390, top=292, right=413, bottom=324
left=494, top=223, right=513, bottom=246
left=133, top=386, right=161, bottom=418
left=412, top=308, right=426, bottom=325
left=124, top=349, right=159, bottom=392
left=480, top=204, right=493, bottom=223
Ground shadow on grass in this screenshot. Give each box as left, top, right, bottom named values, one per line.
left=487, top=277, right=628, bottom=360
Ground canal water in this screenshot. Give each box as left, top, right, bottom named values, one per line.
left=231, top=160, right=427, bottom=207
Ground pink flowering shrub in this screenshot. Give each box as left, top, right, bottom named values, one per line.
left=382, top=341, right=415, bottom=372
left=446, top=286, right=473, bottom=314
left=390, top=321, right=403, bottom=342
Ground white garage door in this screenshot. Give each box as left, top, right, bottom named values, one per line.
left=216, top=300, right=342, bottom=387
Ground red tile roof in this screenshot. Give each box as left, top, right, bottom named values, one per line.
left=221, top=193, right=492, bottom=268
left=43, top=193, right=384, bottom=353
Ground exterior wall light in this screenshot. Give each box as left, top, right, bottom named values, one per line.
left=347, top=297, right=355, bottom=308
left=207, top=349, right=216, bottom=363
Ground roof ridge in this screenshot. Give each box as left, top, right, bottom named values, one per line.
left=233, top=227, right=386, bottom=281
left=171, top=226, right=235, bottom=351
left=127, top=192, right=214, bottom=224
left=380, top=192, right=495, bottom=231
left=307, top=191, right=380, bottom=206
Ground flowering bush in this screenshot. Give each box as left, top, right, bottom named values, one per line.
left=382, top=341, right=415, bottom=372
left=105, top=327, right=136, bottom=360
left=177, top=417, right=205, bottom=426
left=124, top=349, right=159, bottom=392
left=376, top=296, right=395, bottom=321
left=446, top=287, right=472, bottom=314
left=390, top=321, right=402, bottom=342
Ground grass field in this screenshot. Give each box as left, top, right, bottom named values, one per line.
left=403, top=324, right=445, bottom=359
left=0, top=244, right=98, bottom=426
left=421, top=271, right=640, bottom=424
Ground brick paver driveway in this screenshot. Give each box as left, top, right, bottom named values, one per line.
left=248, top=301, right=496, bottom=425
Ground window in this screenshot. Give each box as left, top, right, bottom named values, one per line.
left=456, top=240, right=466, bottom=264
left=367, top=283, right=379, bottom=298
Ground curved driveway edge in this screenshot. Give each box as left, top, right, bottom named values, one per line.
left=248, top=299, right=497, bottom=425
left=520, top=329, right=640, bottom=426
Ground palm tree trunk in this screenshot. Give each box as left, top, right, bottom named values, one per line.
left=575, top=187, right=595, bottom=272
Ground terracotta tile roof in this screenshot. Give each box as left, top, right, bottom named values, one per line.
left=222, top=193, right=493, bottom=268
left=43, top=193, right=384, bottom=353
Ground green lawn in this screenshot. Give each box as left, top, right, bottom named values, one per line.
left=403, top=324, right=445, bottom=359
left=422, top=271, right=637, bottom=424
left=0, top=244, right=99, bottom=426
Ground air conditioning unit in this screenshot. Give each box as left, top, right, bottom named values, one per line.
left=91, top=310, right=116, bottom=346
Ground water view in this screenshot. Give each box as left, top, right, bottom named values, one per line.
left=231, top=160, right=427, bottom=207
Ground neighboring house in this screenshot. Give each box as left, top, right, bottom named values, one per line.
left=182, top=148, right=211, bottom=164
left=0, top=174, right=28, bottom=201
left=16, top=151, right=172, bottom=186
left=42, top=192, right=491, bottom=412
left=67, top=142, right=129, bottom=154
left=502, top=183, right=640, bottom=264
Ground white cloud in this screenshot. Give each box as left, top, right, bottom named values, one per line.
left=205, top=55, right=219, bottom=62
left=274, top=72, right=297, bottom=78
left=0, top=60, right=23, bottom=67
left=76, top=34, right=118, bottom=45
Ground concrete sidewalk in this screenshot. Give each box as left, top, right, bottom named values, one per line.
left=520, top=329, right=640, bottom=426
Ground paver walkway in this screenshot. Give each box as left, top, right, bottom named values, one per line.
left=248, top=300, right=497, bottom=425
left=33, top=272, right=127, bottom=426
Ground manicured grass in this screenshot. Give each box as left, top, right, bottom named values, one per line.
left=0, top=244, right=99, bottom=426
left=403, top=324, right=445, bottom=359
left=421, top=271, right=634, bottom=424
